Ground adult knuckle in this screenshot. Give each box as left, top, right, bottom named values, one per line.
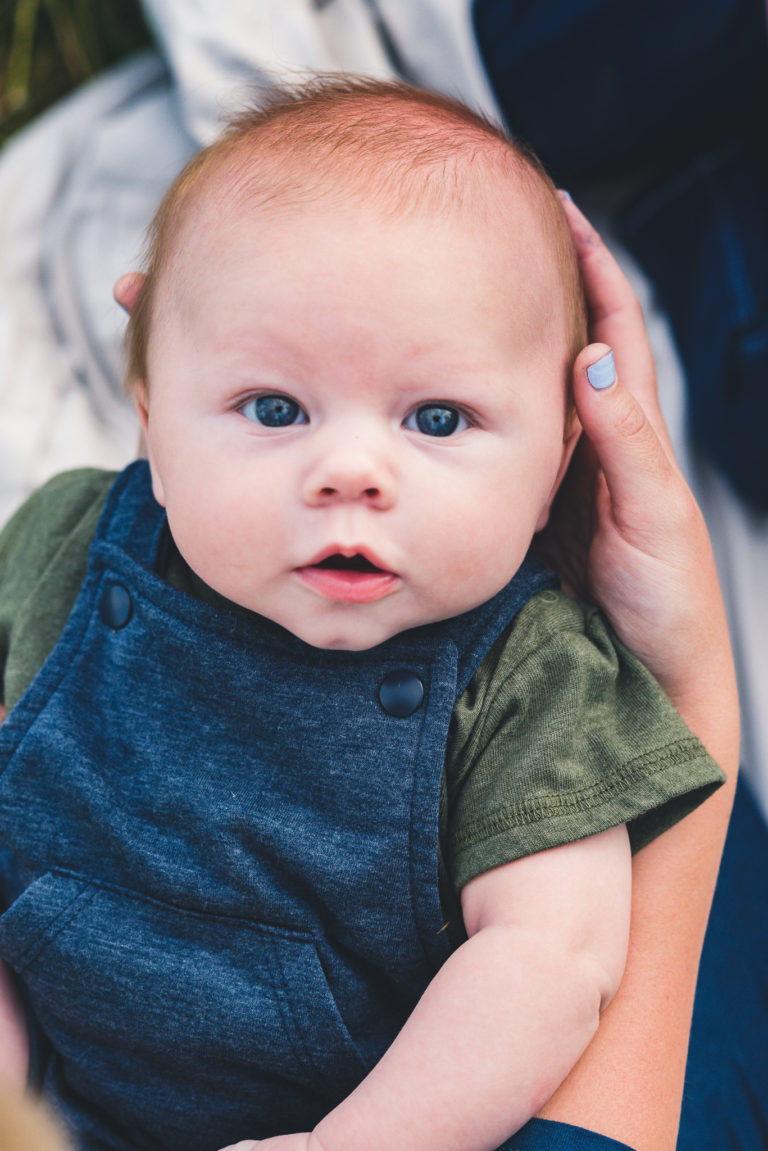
left=614, top=397, right=649, bottom=444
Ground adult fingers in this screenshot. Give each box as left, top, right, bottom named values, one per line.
left=560, top=194, right=673, bottom=454
left=573, top=344, right=682, bottom=536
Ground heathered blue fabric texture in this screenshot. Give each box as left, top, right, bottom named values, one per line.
left=0, top=461, right=556, bottom=1151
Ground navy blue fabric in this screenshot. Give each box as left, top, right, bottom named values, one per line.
left=617, top=138, right=768, bottom=509
left=473, top=0, right=768, bottom=508
left=472, top=0, right=768, bottom=183
left=506, top=1118, right=635, bottom=1150
left=678, top=776, right=768, bottom=1149
left=0, top=461, right=556, bottom=1151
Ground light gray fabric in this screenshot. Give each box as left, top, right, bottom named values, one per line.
left=140, top=0, right=502, bottom=146
left=0, top=52, right=183, bottom=518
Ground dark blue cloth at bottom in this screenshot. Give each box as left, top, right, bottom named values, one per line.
left=505, top=1119, right=635, bottom=1150
left=678, top=776, right=768, bottom=1149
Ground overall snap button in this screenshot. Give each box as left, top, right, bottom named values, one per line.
left=99, top=584, right=133, bottom=630
left=378, top=671, right=424, bottom=718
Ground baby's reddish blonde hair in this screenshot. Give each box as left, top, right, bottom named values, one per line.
left=124, top=76, right=586, bottom=393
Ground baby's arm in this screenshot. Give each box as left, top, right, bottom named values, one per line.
left=222, top=824, right=631, bottom=1151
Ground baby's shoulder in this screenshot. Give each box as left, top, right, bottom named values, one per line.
left=465, top=586, right=659, bottom=729
left=0, top=469, right=119, bottom=710
left=1, top=469, right=116, bottom=564
left=0, top=468, right=117, bottom=606
left=499, top=587, right=621, bottom=669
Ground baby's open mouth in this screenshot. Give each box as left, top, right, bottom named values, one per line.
left=312, top=553, right=384, bottom=573
left=296, top=551, right=398, bottom=603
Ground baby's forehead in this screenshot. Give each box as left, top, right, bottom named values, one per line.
left=128, top=85, right=585, bottom=390
left=179, top=134, right=558, bottom=267
left=156, top=146, right=571, bottom=377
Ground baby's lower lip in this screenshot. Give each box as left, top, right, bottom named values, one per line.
left=295, top=565, right=399, bottom=603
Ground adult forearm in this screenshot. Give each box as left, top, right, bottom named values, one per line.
left=538, top=673, right=738, bottom=1151
left=539, top=192, right=741, bottom=1151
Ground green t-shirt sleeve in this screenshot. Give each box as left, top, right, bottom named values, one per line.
left=0, top=469, right=117, bottom=710
left=444, top=589, right=726, bottom=894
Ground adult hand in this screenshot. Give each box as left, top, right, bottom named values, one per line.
left=534, top=197, right=738, bottom=1151
left=537, top=195, right=736, bottom=730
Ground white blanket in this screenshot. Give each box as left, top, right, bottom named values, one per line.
left=1, top=0, right=766, bottom=807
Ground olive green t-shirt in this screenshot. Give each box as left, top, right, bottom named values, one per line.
left=0, top=470, right=725, bottom=898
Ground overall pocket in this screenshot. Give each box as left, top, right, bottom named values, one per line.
left=0, top=871, right=368, bottom=1148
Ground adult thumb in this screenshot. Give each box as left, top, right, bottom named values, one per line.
left=572, top=344, right=677, bottom=516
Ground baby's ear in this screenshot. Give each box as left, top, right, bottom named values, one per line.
left=113, top=272, right=146, bottom=315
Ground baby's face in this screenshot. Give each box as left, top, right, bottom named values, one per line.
left=137, top=192, right=576, bottom=650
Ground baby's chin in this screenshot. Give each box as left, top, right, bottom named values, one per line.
left=284, top=620, right=399, bottom=652
left=273, top=602, right=428, bottom=651
left=280, top=605, right=458, bottom=652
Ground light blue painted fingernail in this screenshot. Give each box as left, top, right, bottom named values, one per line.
left=587, top=350, right=616, bottom=390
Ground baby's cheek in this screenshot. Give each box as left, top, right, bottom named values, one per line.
left=458, top=505, right=531, bottom=576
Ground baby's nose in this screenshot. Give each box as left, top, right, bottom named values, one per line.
left=302, top=442, right=396, bottom=508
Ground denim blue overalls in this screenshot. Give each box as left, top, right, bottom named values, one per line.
left=0, top=462, right=556, bottom=1151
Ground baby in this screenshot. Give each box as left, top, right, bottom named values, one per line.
left=0, top=79, right=724, bottom=1151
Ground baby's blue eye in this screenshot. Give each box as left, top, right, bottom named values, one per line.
left=241, top=394, right=307, bottom=427
left=405, top=405, right=468, bottom=437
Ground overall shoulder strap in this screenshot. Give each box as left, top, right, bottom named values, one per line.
left=91, top=460, right=165, bottom=571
